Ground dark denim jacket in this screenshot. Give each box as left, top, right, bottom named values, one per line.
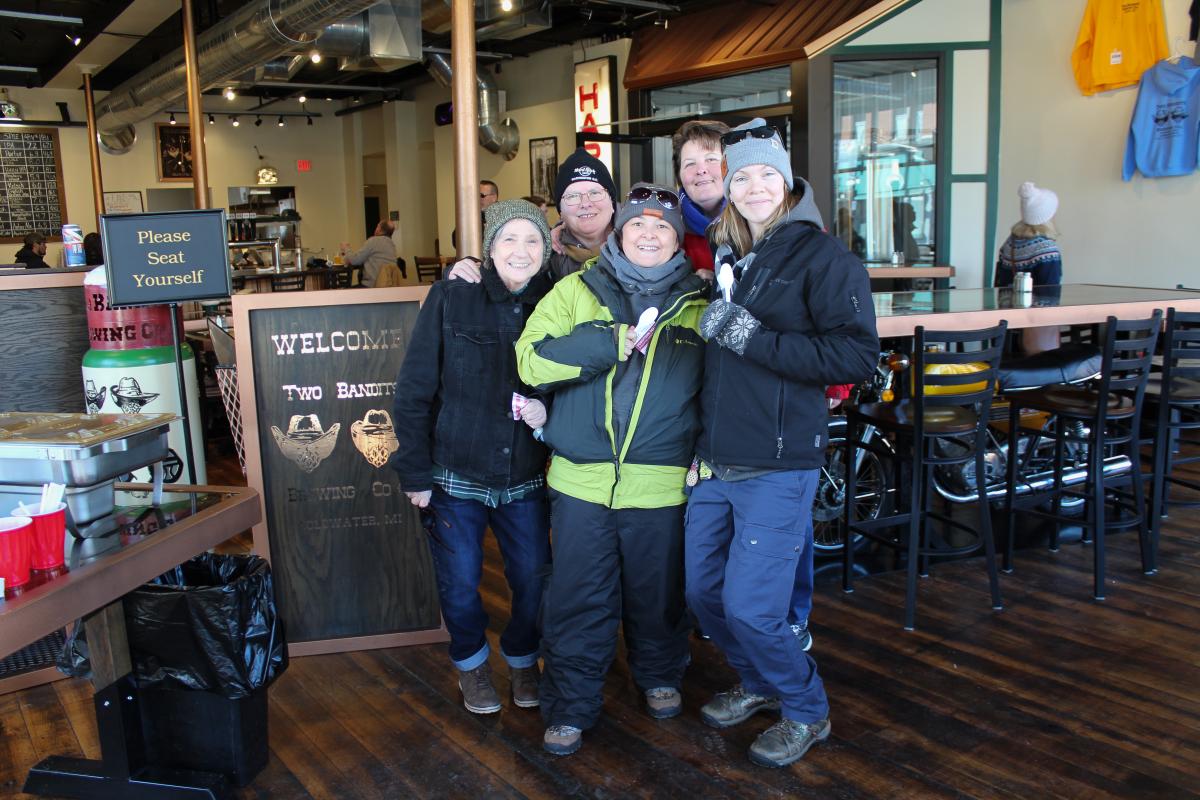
left=391, top=267, right=552, bottom=491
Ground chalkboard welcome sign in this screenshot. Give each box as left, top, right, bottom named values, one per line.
left=100, top=208, right=230, bottom=306
left=244, top=295, right=442, bottom=647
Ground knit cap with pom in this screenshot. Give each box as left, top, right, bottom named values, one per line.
left=1018, top=181, right=1058, bottom=226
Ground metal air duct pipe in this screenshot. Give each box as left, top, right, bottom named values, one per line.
left=426, top=52, right=520, bottom=160
left=94, top=0, right=380, bottom=152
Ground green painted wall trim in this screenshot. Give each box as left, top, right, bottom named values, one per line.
left=950, top=174, right=989, bottom=182
left=836, top=42, right=991, bottom=55
left=982, top=0, right=1003, bottom=288
left=937, top=49, right=952, bottom=279
left=829, top=0, right=925, bottom=52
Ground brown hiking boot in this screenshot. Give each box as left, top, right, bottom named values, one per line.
left=458, top=662, right=501, bottom=714
left=510, top=664, right=540, bottom=708
left=748, top=719, right=831, bottom=768
left=700, top=684, right=781, bottom=729
left=644, top=687, right=682, bottom=719
left=543, top=724, right=582, bottom=756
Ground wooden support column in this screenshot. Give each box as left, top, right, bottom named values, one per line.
left=181, top=0, right=209, bottom=210
left=81, top=70, right=104, bottom=230
left=451, top=0, right=480, bottom=257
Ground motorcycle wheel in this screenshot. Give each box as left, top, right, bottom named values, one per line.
left=812, top=419, right=892, bottom=555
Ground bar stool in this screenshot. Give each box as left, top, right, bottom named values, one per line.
left=1146, top=308, right=1200, bottom=573
left=1003, top=312, right=1160, bottom=600
left=843, top=322, right=1007, bottom=631
left=270, top=273, right=306, bottom=292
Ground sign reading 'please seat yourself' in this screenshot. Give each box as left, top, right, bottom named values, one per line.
left=101, top=208, right=230, bottom=306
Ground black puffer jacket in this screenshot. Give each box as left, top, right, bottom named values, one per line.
left=699, top=181, right=879, bottom=470
left=391, top=267, right=552, bottom=491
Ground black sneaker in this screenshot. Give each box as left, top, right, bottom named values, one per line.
left=748, top=719, right=831, bottom=768
left=790, top=623, right=813, bottom=652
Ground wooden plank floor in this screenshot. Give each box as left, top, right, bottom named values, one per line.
left=3, top=448, right=1200, bottom=798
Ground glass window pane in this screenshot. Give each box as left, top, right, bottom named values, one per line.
left=833, top=59, right=938, bottom=264
left=649, top=67, right=791, bottom=120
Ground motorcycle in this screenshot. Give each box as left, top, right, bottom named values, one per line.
left=812, top=343, right=1128, bottom=555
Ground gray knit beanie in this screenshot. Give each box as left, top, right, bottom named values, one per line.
left=482, top=199, right=552, bottom=267
left=722, top=117, right=793, bottom=196
left=614, top=182, right=685, bottom=242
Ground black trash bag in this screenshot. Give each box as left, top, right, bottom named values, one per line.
left=56, top=620, right=92, bottom=679
left=124, top=553, right=287, bottom=699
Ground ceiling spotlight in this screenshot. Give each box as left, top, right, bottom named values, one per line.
left=223, top=87, right=236, bottom=101
left=208, top=113, right=215, bottom=124
left=65, top=32, right=81, bottom=46
left=298, top=94, right=307, bottom=104
left=277, top=116, right=285, bottom=127
left=306, top=116, right=313, bottom=126
left=254, top=115, right=262, bottom=127
left=231, top=116, right=239, bottom=127
left=169, top=112, right=177, bottom=125
left=786, top=90, right=792, bottom=98
left=500, top=0, right=513, bottom=10
left=310, top=50, right=322, bottom=64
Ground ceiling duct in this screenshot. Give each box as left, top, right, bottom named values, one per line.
left=94, top=0, right=385, bottom=152
left=474, top=0, right=552, bottom=42
left=325, top=1, right=422, bottom=72
left=426, top=52, right=519, bottom=160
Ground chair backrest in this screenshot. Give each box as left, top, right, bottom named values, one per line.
left=1159, top=307, right=1200, bottom=390
left=912, top=323, right=1008, bottom=422
left=1093, top=311, right=1161, bottom=420
left=270, top=273, right=306, bottom=292
left=414, top=255, right=450, bottom=284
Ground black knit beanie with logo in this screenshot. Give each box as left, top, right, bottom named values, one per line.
left=553, top=148, right=618, bottom=212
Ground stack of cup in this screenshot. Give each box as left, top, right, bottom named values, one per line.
left=0, top=516, right=33, bottom=598
left=13, top=502, right=67, bottom=582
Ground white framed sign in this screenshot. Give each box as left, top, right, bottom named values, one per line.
left=102, top=190, right=144, bottom=214
left=574, top=56, right=617, bottom=178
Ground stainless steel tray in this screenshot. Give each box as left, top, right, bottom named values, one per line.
left=0, top=413, right=175, bottom=487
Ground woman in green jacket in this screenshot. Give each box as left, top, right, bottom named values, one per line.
left=516, top=183, right=708, bottom=756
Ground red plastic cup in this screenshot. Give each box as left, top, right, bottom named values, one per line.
left=0, top=516, right=34, bottom=597
left=13, top=502, right=67, bottom=572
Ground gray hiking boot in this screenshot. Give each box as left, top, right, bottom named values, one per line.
left=748, top=718, right=831, bottom=768
left=458, top=662, right=502, bottom=714
left=644, top=687, right=682, bottom=719
left=510, top=664, right=540, bottom=708
left=543, top=724, right=582, bottom=756
left=700, top=684, right=781, bottom=729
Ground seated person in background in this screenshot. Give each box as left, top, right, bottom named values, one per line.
left=14, top=233, right=49, bottom=269
left=345, top=220, right=397, bottom=288
left=83, top=232, right=104, bottom=266
left=995, top=181, right=1063, bottom=354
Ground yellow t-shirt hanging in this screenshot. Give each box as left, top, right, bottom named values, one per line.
left=1072, top=0, right=1168, bottom=95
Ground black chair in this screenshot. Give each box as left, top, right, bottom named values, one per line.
left=414, top=256, right=449, bottom=284
left=270, top=273, right=306, bottom=292
left=1146, top=308, right=1200, bottom=573
left=844, top=322, right=1008, bottom=630
left=1003, top=312, right=1160, bottom=600
left=324, top=266, right=360, bottom=289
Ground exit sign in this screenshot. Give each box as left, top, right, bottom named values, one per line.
left=296, top=159, right=311, bottom=172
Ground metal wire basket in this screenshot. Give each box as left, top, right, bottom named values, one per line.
left=214, top=365, right=246, bottom=475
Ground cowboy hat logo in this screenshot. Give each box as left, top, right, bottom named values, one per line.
left=110, top=376, right=160, bottom=414
left=84, top=379, right=107, bottom=414
left=350, top=409, right=399, bottom=468
left=271, top=413, right=340, bottom=473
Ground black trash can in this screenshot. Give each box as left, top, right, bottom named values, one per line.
left=124, top=553, right=287, bottom=787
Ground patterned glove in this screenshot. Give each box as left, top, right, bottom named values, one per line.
left=713, top=303, right=761, bottom=355
left=699, top=299, right=736, bottom=341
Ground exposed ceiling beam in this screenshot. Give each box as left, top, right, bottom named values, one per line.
left=44, top=0, right=182, bottom=90
left=584, top=0, right=681, bottom=13
left=0, top=10, right=83, bottom=25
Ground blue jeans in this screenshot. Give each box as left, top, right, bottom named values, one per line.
left=684, top=470, right=829, bottom=723
left=426, top=486, right=551, bottom=671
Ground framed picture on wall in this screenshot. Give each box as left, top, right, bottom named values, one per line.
left=155, top=123, right=193, bottom=182
left=529, top=137, right=557, bottom=200
left=102, top=191, right=144, bottom=214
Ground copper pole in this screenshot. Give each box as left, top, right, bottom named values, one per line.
left=181, top=0, right=208, bottom=209
left=81, top=70, right=105, bottom=231
left=451, top=0, right=480, bottom=257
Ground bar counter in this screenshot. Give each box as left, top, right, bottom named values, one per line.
left=874, top=283, right=1200, bottom=337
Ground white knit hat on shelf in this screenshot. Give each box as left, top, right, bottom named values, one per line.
left=1018, top=181, right=1058, bottom=226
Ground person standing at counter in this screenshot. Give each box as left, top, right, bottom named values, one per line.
left=517, top=184, right=707, bottom=757
left=673, top=119, right=730, bottom=280
left=14, top=233, right=49, bottom=269
left=345, top=220, right=397, bottom=289
left=686, top=118, right=877, bottom=768
left=995, top=181, right=1063, bottom=353
left=391, top=200, right=554, bottom=715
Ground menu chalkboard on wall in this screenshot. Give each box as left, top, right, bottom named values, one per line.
left=245, top=295, right=442, bottom=647
left=0, top=128, right=68, bottom=244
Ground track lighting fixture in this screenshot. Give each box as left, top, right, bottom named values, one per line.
left=231, top=116, right=239, bottom=127
left=310, top=50, right=322, bottom=64
left=306, top=116, right=313, bottom=126
left=277, top=116, right=285, bottom=127
left=254, top=115, right=262, bottom=127
left=169, top=112, right=176, bottom=125
left=223, top=87, right=236, bottom=101
left=65, top=32, right=81, bottom=46
left=208, top=113, right=215, bottom=124
left=298, top=94, right=307, bottom=104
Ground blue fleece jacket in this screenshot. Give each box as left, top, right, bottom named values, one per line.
left=1123, top=56, right=1200, bottom=181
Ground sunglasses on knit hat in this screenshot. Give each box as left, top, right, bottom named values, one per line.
left=626, top=185, right=679, bottom=209
left=720, top=124, right=780, bottom=146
